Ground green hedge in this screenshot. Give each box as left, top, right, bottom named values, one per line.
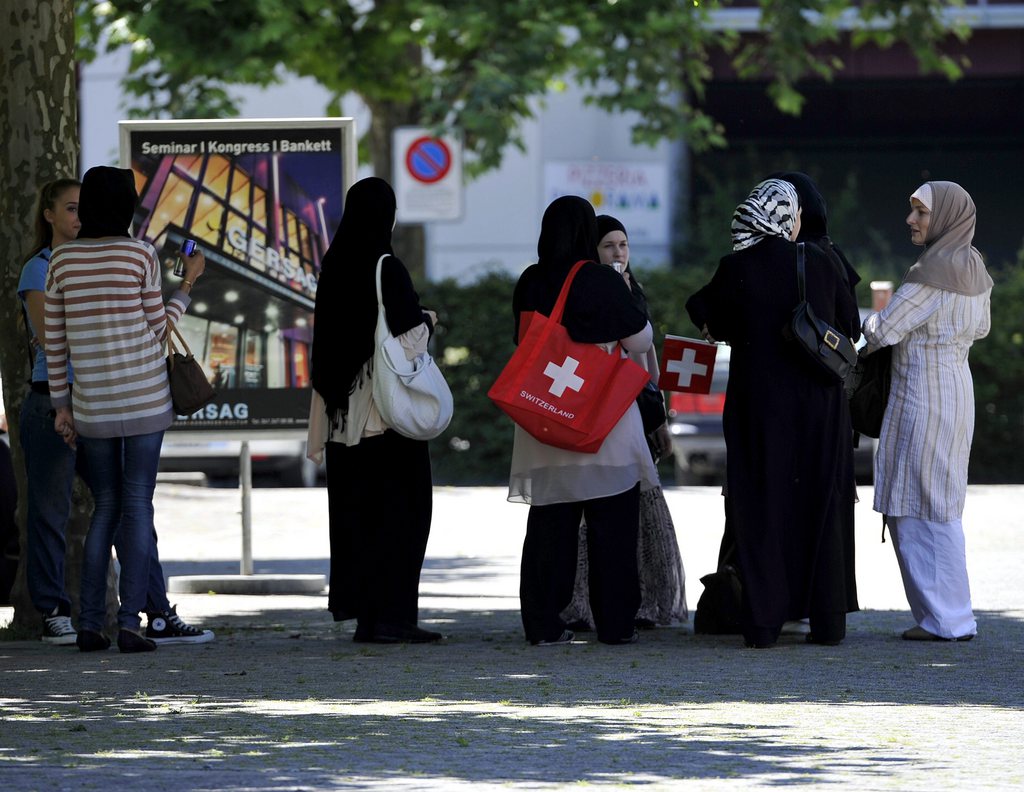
left=969, top=257, right=1024, bottom=482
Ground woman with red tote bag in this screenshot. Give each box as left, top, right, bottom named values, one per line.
left=507, top=196, right=658, bottom=646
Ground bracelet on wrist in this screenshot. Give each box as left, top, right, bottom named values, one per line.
left=182, top=279, right=194, bottom=288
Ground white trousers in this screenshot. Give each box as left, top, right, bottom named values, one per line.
left=888, top=516, right=977, bottom=639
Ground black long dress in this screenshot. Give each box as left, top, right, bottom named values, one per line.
left=687, top=235, right=860, bottom=646
left=323, top=255, right=434, bottom=630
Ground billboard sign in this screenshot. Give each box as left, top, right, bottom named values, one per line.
left=119, top=117, right=356, bottom=432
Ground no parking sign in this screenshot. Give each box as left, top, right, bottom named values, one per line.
left=393, top=127, right=463, bottom=222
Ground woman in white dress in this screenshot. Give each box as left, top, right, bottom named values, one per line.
left=862, top=180, right=992, bottom=642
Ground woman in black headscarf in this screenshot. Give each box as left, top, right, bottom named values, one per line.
left=509, top=196, right=658, bottom=646
left=771, top=171, right=861, bottom=299
left=308, top=177, right=441, bottom=644
left=686, top=178, right=860, bottom=648
left=560, top=214, right=687, bottom=632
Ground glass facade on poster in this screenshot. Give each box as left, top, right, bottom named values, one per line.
left=130, top=151, right=327, bottom=392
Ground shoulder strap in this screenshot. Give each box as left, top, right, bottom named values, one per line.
left=374, top=253, right=389, bottom=311
left=796, top=242, right=806, bottom=302
left=548, top=260, right=589, bottom=325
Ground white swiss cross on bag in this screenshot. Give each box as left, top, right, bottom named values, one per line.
left=544, top=356, right=585, bottom=397
left=659, top=336, right=718, bottom=394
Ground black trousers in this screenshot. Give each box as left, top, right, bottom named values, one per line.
left=520, top=484, right=640, bottom=644
left=325, top=431, right=432, bottom=629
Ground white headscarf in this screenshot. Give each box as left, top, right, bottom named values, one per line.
left=731, top=179, right=801, bottom=251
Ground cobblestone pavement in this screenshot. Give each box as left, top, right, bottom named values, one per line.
left=1, top=485, right=1022, bottom=790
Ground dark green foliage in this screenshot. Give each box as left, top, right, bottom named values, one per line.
left=415, top=241, right=1024, bottom=485
left=969, top=258, right=1024, bottom=483
left=417, top=271, right=519, bottom=485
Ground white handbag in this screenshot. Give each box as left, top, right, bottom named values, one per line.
left=371, top=254, right=454, bottom=440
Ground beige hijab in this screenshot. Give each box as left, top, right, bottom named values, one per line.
left=903, top=181, right=993, bottom=296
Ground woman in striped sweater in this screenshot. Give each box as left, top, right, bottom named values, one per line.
left=45, top=166, right=205, bottom=653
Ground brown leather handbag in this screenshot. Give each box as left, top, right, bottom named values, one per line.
left=166, top=323, right=217, bottom=415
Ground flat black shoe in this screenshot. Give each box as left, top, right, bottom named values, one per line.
left=117, top=629, right=157, bottom=653
left=76, top=629, right=111, bottom=652
left=357, top=623, right=443, bottom=644
left=531, top=629, right=575, bottom=646
left=806, top=634, right=843, bottom=646
left=599, top=628, right=639, bottom=645
left=634, top=617, right=658, bottom=630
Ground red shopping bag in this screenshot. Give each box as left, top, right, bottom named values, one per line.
left=488, top=260, right=650, bottom=453
left=659, top=335, right=718, bottom=394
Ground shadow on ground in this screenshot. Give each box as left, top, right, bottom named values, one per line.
left=2, top=595, right=1022, bottom=789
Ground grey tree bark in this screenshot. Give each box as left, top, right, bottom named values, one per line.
left=0, top=0, right=97, bottom=633
left=366, top=98, right=426, bottom=280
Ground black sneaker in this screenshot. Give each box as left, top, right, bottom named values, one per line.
left=42, top=606, right=77, bottom=646
left=118, top=629, right=157, bottom=653
left=76, top=629, right=111, bottom=652
left=145, top=605, right=214, bottom=645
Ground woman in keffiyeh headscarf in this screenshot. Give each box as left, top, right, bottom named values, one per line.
left=686, top=178, right=861, bottom=648
left=308, top=177, right=442, bottom=645
left=862, top=181, right=992, bottom=643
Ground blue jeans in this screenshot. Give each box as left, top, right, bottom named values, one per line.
left=79, top=431, right=165, bottom=632
left=19, top=391, right=77, bottom=614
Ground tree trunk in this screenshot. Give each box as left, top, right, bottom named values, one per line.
left=365, top=98, right=426, bottom=280
left=0, top=0, right=90, bottom=633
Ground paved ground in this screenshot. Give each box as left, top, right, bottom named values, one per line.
left=1, top=484, right=1023, bottom=790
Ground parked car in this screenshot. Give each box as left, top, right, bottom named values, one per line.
left=158, top=432, right=324, bottom=487
left=667, top=343, right=876, bottom=485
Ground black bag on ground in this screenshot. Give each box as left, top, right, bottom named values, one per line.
left=693, top=564, right=744, bottom=635
left=846, top=345, right=892, bottom=439
left=788, top=242, right=858, bottom=383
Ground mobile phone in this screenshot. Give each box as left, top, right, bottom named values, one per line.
left=173, top=239, right=197, bottom=277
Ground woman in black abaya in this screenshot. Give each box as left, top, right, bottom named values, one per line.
left=308, top=177, right=441, bottom=644
left=686, top=178, right=860, bottom=648
left=509, top=196, right=658, bottom=646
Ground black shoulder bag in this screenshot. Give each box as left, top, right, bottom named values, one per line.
left=846, top=345, right=892, bottom=438
left=788, top=242, right=858, bottom=383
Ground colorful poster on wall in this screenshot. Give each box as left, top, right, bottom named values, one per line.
left=543, top=161, right=669, bottom=245
left=119, top=118, right=356, bottom=432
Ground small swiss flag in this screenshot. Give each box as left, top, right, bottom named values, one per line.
left=659, top=335, right=718, bottom=394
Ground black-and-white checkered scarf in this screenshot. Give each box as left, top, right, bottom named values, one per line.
left=731, top=179, right=801, bottom=251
